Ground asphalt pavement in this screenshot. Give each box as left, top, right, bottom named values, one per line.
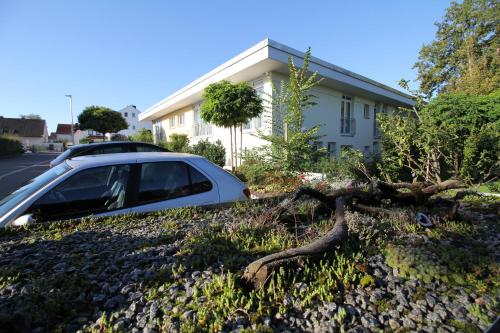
left=0, top=152, right=59, bottom=200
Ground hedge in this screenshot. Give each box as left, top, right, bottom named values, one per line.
left=0, top=135, right=23, bottom=156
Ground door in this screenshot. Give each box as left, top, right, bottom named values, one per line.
left=129, top=161, right=219, bottom=214
left=28, top=164, right=132, bottom=221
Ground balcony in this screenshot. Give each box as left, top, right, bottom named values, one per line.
left=193, top=123, right=212, bottom=137
left=374, top=125, right=381, bottom=138
left=340, top=118, right=356, bottom=136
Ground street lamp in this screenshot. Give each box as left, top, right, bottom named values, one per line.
left=64, top=94, right=75, bottom=144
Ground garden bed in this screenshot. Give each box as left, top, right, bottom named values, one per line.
left=0, top=194, right=498, bottom=332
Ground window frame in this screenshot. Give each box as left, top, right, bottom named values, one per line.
left=364, top=104, right=370, bottom=119
left=28, top=163, right=134, bottom=222
left=128, top=161, right=214, bottom=207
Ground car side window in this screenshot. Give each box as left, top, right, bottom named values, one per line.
left=137, top=162, right=212, bottom=204
left=88, top=145, right=125, bottom=155
left=135, top=144, right=164, bottom=152
left=29, top=165, right=130, bottom=221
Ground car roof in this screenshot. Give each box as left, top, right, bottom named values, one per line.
left=70, top=141, right=151, bottom=150
left=66, top=152, right=201, bottom=168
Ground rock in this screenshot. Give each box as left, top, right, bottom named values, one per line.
left=149, top=301, right=159, bottom=321
left=402, top=317, right=416, bottom=329
left=388, top=319, right=400, bottom=330
left=182, top=310, right=194, bottom=321
left=426, top=294, right=437, bottom=308
left=360, top=314, right=380, bottom=328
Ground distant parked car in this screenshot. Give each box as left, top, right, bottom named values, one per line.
left=0, top=152, right=250, bottom=228
left=49, top=141, right=168, bottom=167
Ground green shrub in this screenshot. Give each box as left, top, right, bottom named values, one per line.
left=190, top=139, right=226, bottom=167
left=160, top=133, right=190, bottom=152
left=129, top=128, right=153, bottom=143
left=0, top=135, right=23, bottom=156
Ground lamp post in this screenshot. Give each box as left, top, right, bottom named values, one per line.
left=64, top=94, right=75, bottom=144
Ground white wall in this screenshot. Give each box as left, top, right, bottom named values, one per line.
left=117, top=105, right=152, bottom=137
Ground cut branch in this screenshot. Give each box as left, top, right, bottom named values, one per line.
left=242, top=197, right=347, bottom=289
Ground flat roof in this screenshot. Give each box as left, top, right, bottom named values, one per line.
left=140, top=38, right=414, bottom=121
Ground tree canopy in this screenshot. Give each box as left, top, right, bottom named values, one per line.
left=77, top=106, right=128, bottom=140
left=414, top=0, right=499, bottom=96
left=201, top=80, right=263, bottom=127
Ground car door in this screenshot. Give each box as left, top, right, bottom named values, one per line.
left=26, top=164, right=132, bottom=222
left=128, top=160, right=219, bottom=214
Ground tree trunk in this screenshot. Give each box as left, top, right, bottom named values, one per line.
left=240, top=124, right=243, bottom=166
left=234, top=125, right=238, bottom=168
left=229, top=126, right=234, bottom=171
left=242, top=197, right=347, bottom=289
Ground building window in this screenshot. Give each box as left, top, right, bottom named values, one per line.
left=341, top=95, right=354, bottom=135
left=364, top=104, right=370, bottom=119
left=132, top=113, right=135, bottom=117
left=327, top=142, right=337, bottom=158
left=373, top=142, right=380, bottom=154
left=124, top=112, right=128, bottom=117
left=243, top=116, right=262, bottom=131
left=178, top=113, right=185, bottom=126
left=169, top=117, right=175, bottom=128
left=132, top=125, right=136, bottom=130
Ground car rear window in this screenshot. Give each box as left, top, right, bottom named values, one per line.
left=137, top=162, right=212, bottom=204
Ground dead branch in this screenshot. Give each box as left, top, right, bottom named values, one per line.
left=242, top=197, right=347, bottom=289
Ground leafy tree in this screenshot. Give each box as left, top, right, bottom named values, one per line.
left=191, top=139, right=226, bottom=167
left=77, top=106, right=128, bottom=141
left=130, top=128, right=153, bottom=143
left=414, top=0, right=499, bottom=96
left=20, top=114, right=41, bottom=119
left=258, top=47, right=324, bottom=172
left=201, top=80, right=263, bottom=170
left=378, top=89, right=499, bottom=183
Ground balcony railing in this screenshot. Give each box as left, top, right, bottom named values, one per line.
left=193, top=123, right=212, bottom=137
left=340, top=118, right=356, bottom=136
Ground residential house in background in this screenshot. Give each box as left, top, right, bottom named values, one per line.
left=0, top=116, right=48, bottom=148
left=51, top=123, right=101, bottom=144
left=112, top=105, right=152, bottom=138
left=139, top=39, right=414, bottom=166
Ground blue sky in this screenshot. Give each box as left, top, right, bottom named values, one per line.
left=0, top=0, right=451, bottom=132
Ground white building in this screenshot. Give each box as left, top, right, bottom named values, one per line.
left=139, top=39, right=414, bottom=166
left=116, top=105, right=152, bottom=137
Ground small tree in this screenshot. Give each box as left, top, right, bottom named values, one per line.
left=130, top=128, right=153, bottom=143
left=201, top=80, right=263, bottom=170
left=78, top=106, right=128, bottom=141
left=259, top=47, right=324, bottom=172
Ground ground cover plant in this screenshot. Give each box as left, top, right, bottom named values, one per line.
left=0, top=186, right=498, bottom=333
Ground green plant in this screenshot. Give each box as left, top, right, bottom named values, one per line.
left=0, top=135, right=23, bottom=156
left=130, top=128, right=153, bottom=143
left=360, top=274, right=375, bottom=288
left=190, top=139, right=225, bottom=166
left=258, top=47, right=325, bottom=172
left=160, top=133, right=190, bottom=152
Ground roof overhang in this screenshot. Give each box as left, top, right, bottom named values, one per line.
left=140, top=39, right=415, bottom=121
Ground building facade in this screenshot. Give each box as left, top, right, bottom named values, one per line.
left=140, top=39, right=414, bottom=166
left=0, top=117, right=48, bottom=148
left=115, top=105, right=152, bottom=138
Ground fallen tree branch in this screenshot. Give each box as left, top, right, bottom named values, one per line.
left=242, top=197, right=347, bottom=289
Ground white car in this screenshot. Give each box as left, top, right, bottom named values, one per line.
left=0, top=152, right=250, bottom=228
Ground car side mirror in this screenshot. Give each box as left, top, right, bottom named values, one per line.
left=10, top=214, right=35, bottom=227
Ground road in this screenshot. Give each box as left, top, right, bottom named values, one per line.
left=0, top=153, right=59, bottom=200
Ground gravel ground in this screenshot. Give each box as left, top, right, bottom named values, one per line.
left=0, top=197, right=498, bottom=333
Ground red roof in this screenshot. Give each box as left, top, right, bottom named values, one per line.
left=56, top=124, right=73, bottom=135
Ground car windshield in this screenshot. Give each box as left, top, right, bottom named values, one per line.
left=0, top=162, right=72, bottom=217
